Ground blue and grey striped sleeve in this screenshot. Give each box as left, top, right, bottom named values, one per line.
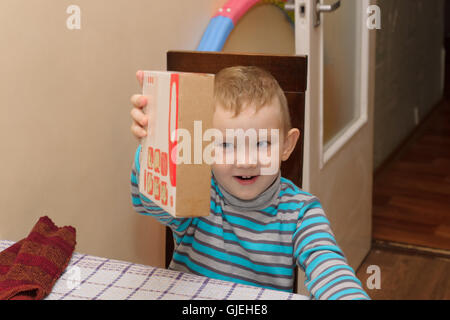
left=293, top=197, right=370, bottom=300
left=130, top=145, right=192, bottom=235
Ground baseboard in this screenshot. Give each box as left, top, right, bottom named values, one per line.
left=372, top=240, right=450, bottom=260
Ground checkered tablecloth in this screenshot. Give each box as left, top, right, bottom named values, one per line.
left=0, top=240, right=308, bottom=300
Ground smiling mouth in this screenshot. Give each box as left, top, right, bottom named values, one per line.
left=234, top=175, right=259, bottom=185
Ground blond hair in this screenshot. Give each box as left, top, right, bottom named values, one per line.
left=213, top=66, right=292, bottom=133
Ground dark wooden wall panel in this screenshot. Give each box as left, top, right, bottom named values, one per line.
left=167, top=51, right=307, bottom=92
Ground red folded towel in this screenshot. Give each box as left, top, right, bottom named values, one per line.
left=0, top=216, right=76, bottom=300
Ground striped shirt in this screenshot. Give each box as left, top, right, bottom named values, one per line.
left=130, top=146, right=369, bottom=300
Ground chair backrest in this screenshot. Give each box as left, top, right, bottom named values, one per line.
left=165, top=50, right=308, bottom=292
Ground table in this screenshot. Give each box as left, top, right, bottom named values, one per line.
left=0, top=240, right=308, bottom=300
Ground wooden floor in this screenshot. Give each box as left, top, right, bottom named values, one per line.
left=372, top=96, right=450, bottom=250
left=355, top=95, right=450, bottom=298
left=356, top=241, right=450, bottom=300
left=354, top=46, right=450, bottom=300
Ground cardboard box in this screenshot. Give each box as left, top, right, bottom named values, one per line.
left=139, top=71, right=214, bottom=217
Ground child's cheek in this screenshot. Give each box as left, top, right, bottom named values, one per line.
left=259, top=144, right=278, bottom=165
left=211, top=163, right=228, bottom=178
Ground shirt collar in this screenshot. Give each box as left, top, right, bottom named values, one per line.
left=213, top=171, right=281, bottom=210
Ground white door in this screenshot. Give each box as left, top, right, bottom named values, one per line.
left=294, top=0, right=376, bottom=294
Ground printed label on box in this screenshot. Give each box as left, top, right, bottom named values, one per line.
left=139, top=71, right=178, bottom=214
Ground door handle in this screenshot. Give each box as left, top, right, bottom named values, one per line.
left=314, top=0, right=341, bottom=27
left=317, top=0, right=341, bottom=13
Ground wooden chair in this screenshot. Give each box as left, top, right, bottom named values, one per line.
left=165, top=51, right=307, bottom=293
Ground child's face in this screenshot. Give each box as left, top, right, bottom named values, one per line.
left=211, top=101, right=299, bottom=201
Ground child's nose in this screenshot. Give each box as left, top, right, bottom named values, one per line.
left=235, top=147, right=258, bottom=168
left=235, top=161, right=257, bottom=169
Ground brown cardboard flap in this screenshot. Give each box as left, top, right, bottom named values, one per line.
left=176, top=73, right=214, bottom=217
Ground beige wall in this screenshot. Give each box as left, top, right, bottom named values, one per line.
left=223, top=4, right=295, bottom=54
left=0, top=1, right=295, bottom=267
left=374, top=0, right=445, bottom=169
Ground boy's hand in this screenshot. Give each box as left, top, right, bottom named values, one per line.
left=130, top=70, right=148, bottom=139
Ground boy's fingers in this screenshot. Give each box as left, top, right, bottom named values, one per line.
left=136, top=70, right=144, bottom=88
left=130, top=107, right=148, bottom=126
left=130, top=94, right=147, bottom=109
left=131, top=121, right=147, bottom=139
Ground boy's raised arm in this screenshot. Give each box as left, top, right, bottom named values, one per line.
left=131, top=145, right=192, bottom=235
left=129, top=71, right=192, bottom=236
left=293, top=198, right=370, bottom=300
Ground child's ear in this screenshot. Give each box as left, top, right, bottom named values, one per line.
left=281, top=128, right=300, bottom=161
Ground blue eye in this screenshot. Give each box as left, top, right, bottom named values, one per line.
left=222, top=142, right=233, bottom=149
left=257, top=141, right=270, bottom=148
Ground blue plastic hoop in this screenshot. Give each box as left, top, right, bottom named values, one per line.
left=196, top=0, right=294, bottom=52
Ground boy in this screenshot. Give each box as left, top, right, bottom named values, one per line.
left=130, top=66, right=369, bottom=300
